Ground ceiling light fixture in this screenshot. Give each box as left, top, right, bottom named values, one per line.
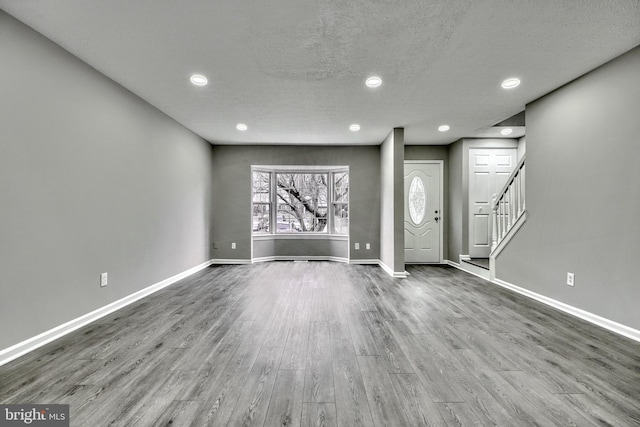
left=349, top=124, right=361, bottom=132
left=365, top=76, right=382, bottom=88
left=190, top=74, right=208, bottom=86
left=501, top=78, right=520, bottom=89
left=501, top=128, right=513, bottom=136
left=236, top=123, right=248, bottom=131
left=438, top=125, right=450, bottom=132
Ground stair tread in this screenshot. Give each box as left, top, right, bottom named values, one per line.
left=463, top=258, right=490, bottom=270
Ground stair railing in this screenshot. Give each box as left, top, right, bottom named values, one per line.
left=492, top=155, right=526, bottom=252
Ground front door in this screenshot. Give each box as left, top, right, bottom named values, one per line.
left=404, top=162, right=442, bottom=263
left=468, top=148, right=517, bottom=258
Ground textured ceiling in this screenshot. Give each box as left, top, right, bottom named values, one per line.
left=1, top=0, right=639, bottom=145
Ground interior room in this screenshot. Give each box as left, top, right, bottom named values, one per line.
left=1, top=1, right=639, bottom=425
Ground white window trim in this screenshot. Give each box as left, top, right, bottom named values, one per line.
left=253, top=234, right=349, bottom=241
left=254, top=165, right=348, bottom=172
left=251, top=165, right=349, bottom=238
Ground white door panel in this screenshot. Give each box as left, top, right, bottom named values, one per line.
left=405, top=162, right=442, bottom=263
left=404, top=228, right=415, bottom=250
left=469, top=148, right=517, bottom=258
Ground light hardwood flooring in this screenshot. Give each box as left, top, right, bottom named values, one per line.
left=1, top=262, right=639, bottom=426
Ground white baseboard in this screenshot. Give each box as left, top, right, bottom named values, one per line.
left=252, top=256, right=276, bottom=263
left=456, top=260, right=491, bottom=281
left=0, top=259, right=215, bottom=367
left=448, top=258, right=640, bottom=342
left=378, top=260, right=408, bottom=279
left=405, top=261, right=448, bottom=265
left=252, top=256, right=348, bottom=263
left=492, top=278, right=640, bottom=343
left=210, top=259, right=252, bottom=264
left=349, top=259, right=380, bottom=265
left=351, top=259, right=408, bottom=278
left=457, top=254, right=471, bottom=268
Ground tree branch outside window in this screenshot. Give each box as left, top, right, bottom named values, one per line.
left=252, top=168, right=348, bottom=235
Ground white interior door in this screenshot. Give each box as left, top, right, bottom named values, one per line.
left=468, top=148, right=517, bottom=258
left=404, top=162, right=442, bottom=263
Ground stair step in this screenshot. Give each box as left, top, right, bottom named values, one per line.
left=462, top=258, right=489, bottom=270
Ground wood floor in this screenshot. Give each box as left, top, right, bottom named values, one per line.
left=1, top=262, right=639, bottom=426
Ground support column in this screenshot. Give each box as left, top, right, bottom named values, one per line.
left=380, top=128, right=406, bottom=278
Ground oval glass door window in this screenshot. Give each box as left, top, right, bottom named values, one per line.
left=409, top=176, right=426, bottom=224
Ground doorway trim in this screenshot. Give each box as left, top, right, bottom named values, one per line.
left=404, top=160, right=444, bottom=264
left=467, top=147, right=517, bottom=258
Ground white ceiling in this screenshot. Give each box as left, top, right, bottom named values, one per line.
left=1, top=1, right=639, bottom=145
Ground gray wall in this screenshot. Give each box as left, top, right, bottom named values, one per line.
left=497, top=45, right=640, bottom=330
left=0, top=12, right=215, bottom=350
left=380, top=129, right=405, bottom=274
left=210, top=145, right=381, bottom=261
left=253, top=238, right=348, bottom=259
left=517, top=136, right=526, bottom=161
left=447, top=140, right=464, bottom=262
left=404, top=145, right=448, bottom=162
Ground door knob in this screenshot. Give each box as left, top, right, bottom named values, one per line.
left=434, top=217, right=439, bottom=223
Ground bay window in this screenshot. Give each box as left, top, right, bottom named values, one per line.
left=252, top=166, right=349, bottom=236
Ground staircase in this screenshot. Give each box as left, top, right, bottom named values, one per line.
left=460, top=257, right=491, bottom=279
left=491, top=155, right=527, bottom=262
left=457, top=155, right=527, bottom=281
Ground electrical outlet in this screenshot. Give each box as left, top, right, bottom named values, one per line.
left=100, top=272, right=108, bottom=287
left=231, top=242, right=236, bottom=249
left=354, top=243, right=360, bottom=250
left=366, top=243, right=370, bottom=250
left=567, top=272, right=575, bottom=287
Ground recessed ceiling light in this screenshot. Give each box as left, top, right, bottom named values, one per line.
left=501, top=128, right=513, bottom=136
left=190, top=74, right=208, bottom=86
left=438, top=125, right=450, bottom=132
left=236, top=123, right=248, bottom=131
left=349, top=124, right=361, bottom=132
left=365, top=76, right=382, bottom=88
left=501, top=78, right=520, bottom=89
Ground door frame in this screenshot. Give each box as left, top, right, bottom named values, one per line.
left=467, top=147, right=517, bottom=258
left=404, top=160, right=444, bottom=264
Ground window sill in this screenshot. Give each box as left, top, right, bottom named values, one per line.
left=253, top=234, right=348, bottom=241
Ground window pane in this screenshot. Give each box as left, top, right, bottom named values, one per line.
left=252, top=203, right=270, bottom=233
left=276, top=173, right=328, bottom=233
left=252, top=171, right=270, bottom=203
left=334, top=172, right=349, bottom=202
left=304, top=206, right=327, bottom=232
left=277, top=206, right=302, bottom=232
left=408, top=176, right=426, bottom=224
left=333, top=203, right=349, bottom=234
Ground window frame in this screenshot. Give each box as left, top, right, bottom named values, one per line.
left=331, top=171, right=349, bottom=235
left=251, top=170, right=272, bottom=234
left=252, top=165, right=349, bottom=238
